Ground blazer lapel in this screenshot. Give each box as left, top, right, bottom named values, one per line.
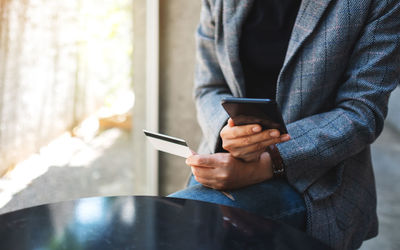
left=279, top=0, right=333, bottom=82
left=223, top=0, right=254, bottom=97
left=223, top=0, right=332, bottom=98
left=276, top=0, right=333, bottom=110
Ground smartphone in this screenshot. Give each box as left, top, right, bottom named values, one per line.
left=221, top=97, right=288, bottom=134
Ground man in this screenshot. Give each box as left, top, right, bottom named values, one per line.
left=171, top=1, right=400, bottom=249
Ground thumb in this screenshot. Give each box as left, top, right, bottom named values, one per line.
left=228, top=118, right=235, bottom=127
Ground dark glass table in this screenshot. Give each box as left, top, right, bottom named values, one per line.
left=0, top=196, right=330, bottom=249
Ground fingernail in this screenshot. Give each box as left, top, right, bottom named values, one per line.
left=252, top=126, right=261, bottom=132
left=281, top=134, right=290, bottom=140
left=269, top=131, right=279, bottom=137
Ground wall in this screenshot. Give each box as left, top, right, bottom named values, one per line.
left=387, top=87, right=400, bottom=133
left=132, top=0, right=148, bottom=194
left=132, top=0, right=201, bottom=195
left=159, top=0, right=202, bottom=195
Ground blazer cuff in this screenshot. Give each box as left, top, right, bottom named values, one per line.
left=209, top=113, right=229, bottom=153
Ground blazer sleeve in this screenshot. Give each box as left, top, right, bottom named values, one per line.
left=194, top=0, right=231, bottom=153
left=277, top=0, right=400, bottom=193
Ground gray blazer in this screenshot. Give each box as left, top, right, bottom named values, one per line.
left=194, top=0, right=400, bottom=249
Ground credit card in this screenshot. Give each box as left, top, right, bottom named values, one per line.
left=143, top=130, right=193, bottom=158
left=144, top=130, right=235, bottom=201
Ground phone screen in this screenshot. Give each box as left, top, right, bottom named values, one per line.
left=221, top=97, right=288, bottom=134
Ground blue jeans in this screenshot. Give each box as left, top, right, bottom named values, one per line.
left=169, top=176, right=306, bottom=231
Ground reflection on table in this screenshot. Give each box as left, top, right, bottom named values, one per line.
left=0, top=196, right=330, bottom=250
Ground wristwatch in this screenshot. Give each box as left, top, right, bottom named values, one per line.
left=266, top=144, right=286, bottom=178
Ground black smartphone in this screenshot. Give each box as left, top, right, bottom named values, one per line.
left=221, top=97, right=288, bottom=134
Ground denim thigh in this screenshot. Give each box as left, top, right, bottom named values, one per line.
left=169, top=176, right=306, bottom=231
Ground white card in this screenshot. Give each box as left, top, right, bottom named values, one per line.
left=144, top=130, right=235, bottom=201
left=143, top=130, right=193, bottom=158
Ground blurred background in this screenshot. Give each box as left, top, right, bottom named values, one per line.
left=0, top=1, right=398, bottom=249
left=0, top=0, right=137, bottom=208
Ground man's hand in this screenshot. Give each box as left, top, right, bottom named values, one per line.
left=186, top=152, right=273, bottom=190
left=220, top=118, right=290, bottom=162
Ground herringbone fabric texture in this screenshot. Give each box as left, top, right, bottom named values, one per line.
left=194, top=0, right=400, bottom=249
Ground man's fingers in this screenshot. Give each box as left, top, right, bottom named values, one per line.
left=280, top=133, right=290, bottom=141
left=223, top=129, right=284, bottom=150
left=193, top=175, right=212, bottom=187
left=186, top=155, right=208, bottom=166
left=228, top=134, right=290, bottom=160
left=232, top=124, right=262, bottom=137
left=191, top=166, right=215, bottom=179
left=193, top=172, right=224, bottom=189
left=186, top=154, right=222, bottom=168
left=221, top=123, right=262, bottom=139
left=228, top=118, right=235, bottom=127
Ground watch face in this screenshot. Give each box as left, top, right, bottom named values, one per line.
left=267, top=145, right=285, bottom=178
